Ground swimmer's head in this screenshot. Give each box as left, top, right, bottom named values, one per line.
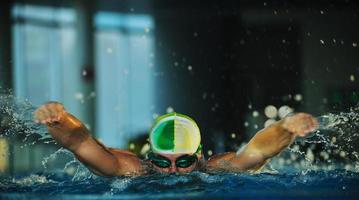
left=149, top=112, right=202, bottom=155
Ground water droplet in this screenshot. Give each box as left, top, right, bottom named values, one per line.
left=252, top=111, right=259, bottom=117
left=188, top=65, right=193, bottom=71
left=230, top=133, right=236, bottom=139
left=202, top=92, right=207, bottom=100
left=166, top=106, right=174, bottom=113
left=74, top=92, right=84, bottom=100
left=264, top=105, right=277, bottom=118
left=306, top=148, right=314, bottom=162
left=264, top=119, right=276, bottom=127
left=294, top=94, right=303, bottom=101
left=352, top=42, right=357, bottom=47
left=340, top=151, right=346, bottom=158
left=82, top=70, right=88, bottom=76
left=350, top=75, right=355, bottom=82
left=106, top=48, right=113, bottom=54
left=152, top=113, right=159, bottom=119
left=84, top=123, right=91, bottom=130
left=90, top=91, right=96, bottom=98
left=278, top=105, right=293, bottom=119
left=322, top=98, right=328, bottom=104
left=207, top=150, right=213, bottom=156
left=320, top=40, right=325, bottom=44
left=129, top=143, right=135, bottom=150
left=331, top=136, right=337, bottom=144
left=140, top=143, right=151, bottom=155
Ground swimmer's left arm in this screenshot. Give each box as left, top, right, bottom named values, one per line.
left=207, top=113, right=318, bottom=172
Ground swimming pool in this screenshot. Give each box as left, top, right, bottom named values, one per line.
left=1, top=96, right=359, bottom=200
left=1, top=169, right=358, bottom=200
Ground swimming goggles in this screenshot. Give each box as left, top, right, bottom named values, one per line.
left=147, top=152, right=198, bottom=168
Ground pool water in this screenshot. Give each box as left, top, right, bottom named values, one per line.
left=1, top=96, right=359, bottom=199
left=1, top=169, right=358, bottom=200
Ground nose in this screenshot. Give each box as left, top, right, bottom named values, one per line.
left=168, top=163, right=178, bottom=173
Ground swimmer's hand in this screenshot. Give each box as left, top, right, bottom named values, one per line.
left=34, top=102, right=66, bottom=126
left=33, top=102, right=88, bottom=150
left=34, top=102, right=83, bottom=130
left=281, top=113, right=319, bottom=137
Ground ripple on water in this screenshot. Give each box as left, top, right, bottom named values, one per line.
left=1, top=95, right=359, bottom=199
left=0, top=169, right=358, bottom=199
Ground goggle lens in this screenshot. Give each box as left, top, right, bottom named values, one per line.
left=175, top=155, right=197, bottom=168
left=148, top=152, right=198, bottom=168
left=148, top=153, right=171, bottom=168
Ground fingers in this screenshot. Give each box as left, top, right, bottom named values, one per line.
left=284, top=113, right=318, bottom=137
left=34, top=108, right=46, bottom=123
left=34, top=102, right=66, bottom=125
left=45, top=103, right=64, bottom=119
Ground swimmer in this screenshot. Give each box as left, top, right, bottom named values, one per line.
left=34, top=102, right=318, bottom=176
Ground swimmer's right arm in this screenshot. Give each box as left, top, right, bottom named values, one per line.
left=34, top=102, right=143, bottom=177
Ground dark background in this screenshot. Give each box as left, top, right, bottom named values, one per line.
left=0, top=0, right=358, bottom=174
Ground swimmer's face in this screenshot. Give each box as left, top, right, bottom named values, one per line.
left=150, top=153, right=200, bottom=174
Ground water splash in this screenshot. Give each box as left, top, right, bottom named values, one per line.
left=109, top=178, right=133, bottom=194
left=41, top=148, right=72, bottom=170
left=41, top=147, right=94, bottom=181
left=0, top=94, right=51, bottom=146
left=271, top=106, right=359, bottom=172
left=2, top=92, right=359, bottom=180
left=12, top=174, right=56, bottom=186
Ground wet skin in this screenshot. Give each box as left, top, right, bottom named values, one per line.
left=34, top=102, right=318, bottom=176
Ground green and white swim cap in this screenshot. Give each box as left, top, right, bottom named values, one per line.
left=149, top=113, right=201, bottom=155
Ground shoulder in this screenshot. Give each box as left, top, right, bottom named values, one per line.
left=108, top=148, right=146, bottom=176
left=204, top=152, right=237, bottom=170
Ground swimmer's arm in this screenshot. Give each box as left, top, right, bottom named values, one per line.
left=34, top=102, right=143, bottom=177
left=74, top=138, right=143, bottom=176
left=207, top=113, right=318, bottom=172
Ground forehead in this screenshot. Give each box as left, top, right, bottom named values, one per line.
left=156, top=153, right=187, bottom=160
